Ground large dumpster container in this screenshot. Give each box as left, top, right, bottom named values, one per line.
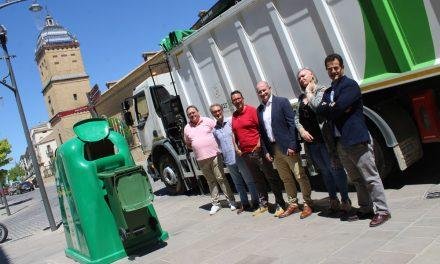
left=55, top=118, right=168, bottom=264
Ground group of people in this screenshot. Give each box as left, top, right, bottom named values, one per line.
left=183, top=53, right=391, bottom=227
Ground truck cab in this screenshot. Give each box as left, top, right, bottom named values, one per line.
left=123, top=80, right=204, bottom=194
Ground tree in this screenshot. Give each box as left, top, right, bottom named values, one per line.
left=0, top=169, right=7, bottom=185
left=0, top=139, right=12, bottom=184
left=8, top=164, right=25, bottom=182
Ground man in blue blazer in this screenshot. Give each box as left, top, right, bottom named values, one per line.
left=256, top=81, right=313, bottom=219
left=317, top=53, right=391, bottom=227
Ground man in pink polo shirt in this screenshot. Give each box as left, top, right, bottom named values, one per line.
left=184, top=105, right=236, bottom=215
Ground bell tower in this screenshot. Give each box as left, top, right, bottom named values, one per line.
left=35, top=15, right=91, bottom=144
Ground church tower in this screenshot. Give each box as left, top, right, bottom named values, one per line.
left=35, top=15, right=91, bottom=145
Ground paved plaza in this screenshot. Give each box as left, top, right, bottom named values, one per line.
left=1, top=146, right=440, bottom=264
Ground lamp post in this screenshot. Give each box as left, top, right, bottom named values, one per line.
left=0, top=6, right=57, bottom=230
left=0, top=0, right=40, bottom=11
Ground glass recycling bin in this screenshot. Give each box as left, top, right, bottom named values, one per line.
left=55, top=118, right=168, bottom=264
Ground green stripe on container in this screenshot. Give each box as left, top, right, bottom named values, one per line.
left=359, top=0, right=435, bottom=79
left=387, top=0, right=435, bottom=68
left=359, top=0, right=400, bottom=80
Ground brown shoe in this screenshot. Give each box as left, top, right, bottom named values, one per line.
left=300, top=204, right=313, bottom=219
left=340, top=200, right=351, bottom=213
left=369, top=213, right=391, bottom=227
left=329, top=198, right=340, bottom=212
left=278, top=203, right=299, bottom=218
left=237, top=204, right=251, bottom=214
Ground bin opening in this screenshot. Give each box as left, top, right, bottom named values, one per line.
left=84, top=138, right=116, bottom=161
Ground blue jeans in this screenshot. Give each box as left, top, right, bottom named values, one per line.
left=308, top=142, right=349, bottom=202
left=227, top=156, right=259, bottom=207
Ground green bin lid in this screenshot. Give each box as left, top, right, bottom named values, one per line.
left=73, top=118, right=110, bottom=142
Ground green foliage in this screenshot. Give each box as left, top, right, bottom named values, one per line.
left=8, top=164, right=25, bottom=182
left=107, top=117, right=134, bottom=145
left=0, top=169, right=7, bottom=184
left=0, top=139, right=12, bottom=184
left=0, top=139, right=12, bottom=168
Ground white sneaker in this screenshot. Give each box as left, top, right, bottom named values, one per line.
left=230, top=204, right=237, bottom=211
left=210, top=205, right=221, bottom=215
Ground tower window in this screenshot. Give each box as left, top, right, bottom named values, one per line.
left=71, top=53, right=75, bottom=56
left=53, top=55, right=57, bottom=58
left=61, top=54, right=67, bottom=57
left=54, top=61, right=59, bottom=65
left=72, top=60, right=77, bottom=63
left=73, top=94, right=77, bottom=100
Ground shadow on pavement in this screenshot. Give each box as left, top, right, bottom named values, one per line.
left=198, top=200, right=235, bottom=212
left=0, top=246, right=11, bottom=264
left=127, top=241, right=168, bottom=261
left=0, top=198, right=33, bottom=210
left=153, top=187, right=170, bottom=197
left=43, top=221, right=63, bottom=231
left=153, top=186, right=204, bottom=197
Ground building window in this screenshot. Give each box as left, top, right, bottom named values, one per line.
left=72, top=60, right=77, bottom=63
left=46, top=145, right=54, bottom=159
left=71, top=53, right=75, bottom=56
left=73, top=94, right=77, bottom=100
left=54, top=61, right=59, bottom=65
left=53, top=55, right=57, bottom=58
left=51, top=108, right=54, bottom=115
left=61, top=54, right=67, bottom=57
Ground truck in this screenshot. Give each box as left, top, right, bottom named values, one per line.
left=123, top=0, right=440, bottom=194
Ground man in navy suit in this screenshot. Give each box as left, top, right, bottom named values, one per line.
left=317, top=53, right=391, bottom=227
left=257, top=81, right=313, bottom=219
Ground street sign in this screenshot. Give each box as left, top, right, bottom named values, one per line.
left=87, top=84, right=101, bottom=105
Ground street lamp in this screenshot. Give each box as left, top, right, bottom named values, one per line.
left=28, top=2, right=42, bottom=12
left=0, top=5, right=57, bottom=231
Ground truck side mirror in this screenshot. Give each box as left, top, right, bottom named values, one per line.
left=123, top=111, right=134, bottom=126
left=121, top=101, right=131, bottom=111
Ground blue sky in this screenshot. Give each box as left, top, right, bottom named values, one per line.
left=0, top=0, right=217, bottom=168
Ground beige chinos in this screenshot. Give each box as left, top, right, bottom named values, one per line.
left=198, top=154, right=235, bottom=206
left=272, top=143, right=313, bottom=206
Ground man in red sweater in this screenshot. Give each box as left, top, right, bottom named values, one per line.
left=230, top=90, right=286, bottom=216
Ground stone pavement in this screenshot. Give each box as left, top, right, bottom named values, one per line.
left=1, top=180, right=440, bottom=264
left=0, top=181, right=62, bottom=241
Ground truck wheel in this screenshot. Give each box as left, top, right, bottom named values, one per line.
left=0, top=223, right=8, bottom=243
left=159, top=155, right=184, bottom=195
left=371, top=129, right=395, bottom=180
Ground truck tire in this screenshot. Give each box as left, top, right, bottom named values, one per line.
left=159, top=155, right=184, bottom=195
left=370, top=127, right=396, bottom=180
left=0, top=223, right=8, bottom=243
